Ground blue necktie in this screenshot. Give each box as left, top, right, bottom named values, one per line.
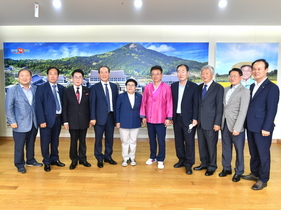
left=52, top=85, right=60, bottom=111
left=105, top=84, right=111, bottom=112
left=202, top=84, right=207, bottom=99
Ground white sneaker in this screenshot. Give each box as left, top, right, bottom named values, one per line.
left=158, top=161, right=164, bottom=169
left=121, top=160, right=128, bottom=167
left=130, top=159, right=136, bottom=166
left=146, top=158, right=157, bottom=165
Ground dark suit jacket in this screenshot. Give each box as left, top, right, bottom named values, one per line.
left=116, top=92, right=142, bottom=129
left=35, top=82, right=65, bottom=128
left=90, top=82, right=118, bottom=125
left=63, top=86, right=90, bottom=130
left=198, top=81, right=224, bottom=130
left=171, top=80, right=198, bottom=127
left=246, top=78, right=279, bottom=132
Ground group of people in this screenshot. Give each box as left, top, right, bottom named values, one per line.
left=5, top=59, right=279, bottom=191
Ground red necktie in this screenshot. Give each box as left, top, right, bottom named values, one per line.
left=76, top=87, right=80, bottom=104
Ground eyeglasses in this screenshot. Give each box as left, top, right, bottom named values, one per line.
left=73, top=76, right=83, bottom=79
left=228, top=75, right=240, bottom=78
left=126, top=84, right=136, bottom=87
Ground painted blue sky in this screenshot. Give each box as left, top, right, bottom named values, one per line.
left=216, top=43, right=279, bottom=74
left=3, top=42, right=209, bottom=63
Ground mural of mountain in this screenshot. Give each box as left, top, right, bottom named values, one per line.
left=4, top=43, right=207, bottom=77
left=89, top=43, right=206, bottom=76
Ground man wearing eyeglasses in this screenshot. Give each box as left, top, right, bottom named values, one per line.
left=63, top=69, right=91, bottom=170
left=219, top=68, right=250, bottom=182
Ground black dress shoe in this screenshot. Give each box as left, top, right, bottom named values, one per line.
left=51, top=160, right=65, bottom=167
left=232, top=174, right=241, bottom=182
left=193, top=165, right=208, bottom=171
left=69, top=162, right=77, bottom=170
left=17, top=167, right=26, bottom=174
left=174, top=161, right=185, bottom=168
left=185, top=167, right=192, bottom=175
left=104, top=158, right=117, bottom=165
left=241, top=173, right=259, bottom=181
left=251, top=180, right=267, bottom=190
left=205, top=170, right=215, bottom=176
left=97, top=160, right=103, bottom=168
left=80, top=161, right=91, bottom=167
left=219, top=169, right=232, bottom=177
left=44, top=164, right=51, bottom=172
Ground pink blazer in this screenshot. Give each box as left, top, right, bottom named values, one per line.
left=140, top=82, right=173, bottom=124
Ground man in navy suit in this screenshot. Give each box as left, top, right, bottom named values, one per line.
left=36, top=67, right=65, bottom=172
left=63, top=69, right=91, bottom=170
left=194, top=65, right=224, bottom=176
left=171, top=64, right=198, bottom=175
left=90, top=66, right=119, bottom=168
left=242, top=59, right=279, bottom=190
left=5, top=69, right=43, bottom=173
left=116, top=79, right=142, bottom=166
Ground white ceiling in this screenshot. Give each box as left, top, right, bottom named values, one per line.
left=0, top=0, right=281, bottom=26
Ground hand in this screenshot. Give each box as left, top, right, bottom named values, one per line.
left=213, top=125, right=220, bottom=132
left=116, top=123, right=120, bottom=128
left=232, top=130, right=240, bottom=136
left=261, top=130, right=270, bottom=137
left=142, top=118, right=147, bottom=127
left=64, top=124, right=69, bottom=130
left=10, top=123, right=18, bottom=129
left=90, top=120, right=96, bottom=126
left=88, top=122, right=92, bottom=128
left=40, top=123, right=47, bottom=128
left=164, top=119, right=171, bottom=127
left=192, top=120, right=198, bottom=126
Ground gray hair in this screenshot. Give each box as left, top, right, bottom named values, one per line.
left=201, top=65, right=214, bottom=74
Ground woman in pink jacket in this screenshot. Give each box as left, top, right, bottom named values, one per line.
left=140, top=65, right=173, bottom=169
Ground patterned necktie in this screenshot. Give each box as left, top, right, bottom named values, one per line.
left=76, top=87, right=80, bottom=104
left=105, top=84, right=111, bottom=112
left=52, top=85, right=60, bottom=111
left=202, top=84, right=207, bottom=99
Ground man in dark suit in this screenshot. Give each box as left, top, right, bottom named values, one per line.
left=36, top=67, right=65, bottom=172
left=194, top=65, right=224, bottom=176
left=242, top=59, right=279, bottom=190
left=63, top=69, right=91, bottom=170
left=171, top=64, right=198, bottom=175
left=5, top=68, right=43, bottom=173
left=90, top=66, right=119, bottom=168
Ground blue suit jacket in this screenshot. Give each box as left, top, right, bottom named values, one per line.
left=5, top=84, right=37, bottom=132
left=246, top=78, right=279, bottom=132
left=116, top=92, right=142, bottom=129
left=171, top=80, right=198, bottom=127
left=35, top=82, right=65, bottom=128
left=90, top=82, right=118, bottom=125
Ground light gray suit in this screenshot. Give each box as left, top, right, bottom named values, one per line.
left=221, top=84, right=250, bottom=175
left=5, top=84, right=38, bottom=168
left=5, top=84, right=37, bottom=132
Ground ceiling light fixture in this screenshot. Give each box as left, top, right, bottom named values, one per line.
left=134, top=0, right=143, bottom=8
left=218, top=0, right=227, bottom=8
left=53, top=0, right=62, bottom=8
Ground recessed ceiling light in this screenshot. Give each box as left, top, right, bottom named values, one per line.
left=218, top=0, right=227, bottom=8
left=134, top=0, right=143, bottom=8
left=53, top=0, right=62, bottom=8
